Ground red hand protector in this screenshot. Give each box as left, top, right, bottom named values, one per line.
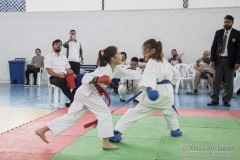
left=97, top=75, right=111, bottom=85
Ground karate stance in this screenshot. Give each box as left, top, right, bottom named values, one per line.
left=110, top=39, right=183, bottom=142
left=36, top=46, right=141, bottom=150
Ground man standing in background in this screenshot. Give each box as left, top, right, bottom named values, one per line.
left=208, top=15, right=240, bottom=107
left=63, top=30, right=84, bottom=75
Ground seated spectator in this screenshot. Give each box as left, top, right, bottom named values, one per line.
left=189, top=50, right=213, bottom=95
left=168, top=49, right=183, bottom=64
left=44, top=39, right=74, bottom=107
left=118, top=57, right=142, bottom=102
left=24, top=48, right=44, bottom=86
left=121, top=52, right=130, bottom=65
left=170, top=53, right=182, bottom=66
left=138, top=55, right=148, bottom=71
left=109, top=52, right=129, bottom=93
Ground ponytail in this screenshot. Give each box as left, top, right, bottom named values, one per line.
left=98, top=49, right=107, bottom=67
left=143, top=39, right=163, bottom=62
left=157, top=41, right=162, bottom=54
left=98, top=46, right=118, bottom=67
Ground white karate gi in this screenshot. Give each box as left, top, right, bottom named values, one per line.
left=118, top=67, right=142, bottom=100
left=233, top=69, right=240, bottom=93
left=47, top=64, right=141, bottom=138
left=115, top=58, right=180, bottom=134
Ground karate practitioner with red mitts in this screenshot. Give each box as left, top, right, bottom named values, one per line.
left=35, top=46, right=141, bottom=150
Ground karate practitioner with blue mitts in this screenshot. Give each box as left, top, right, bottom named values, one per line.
left=110, top=39, right=182, bottom=143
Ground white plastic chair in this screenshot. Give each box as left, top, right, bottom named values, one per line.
left=233, top=69, right=240, bottom=94
left=189, top=63, right=196, bottom=86
left=30, top=68, right=43, bottom=86
left=189, top=63, right=211, bottom=91
left=174, top=63, right=193, bottom=93
left=236, top=68, right=240, bottom=77
left=47, top=73, right=65, bottom=108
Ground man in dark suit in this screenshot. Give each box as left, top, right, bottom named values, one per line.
left=208, top=15, right=240, bottom=107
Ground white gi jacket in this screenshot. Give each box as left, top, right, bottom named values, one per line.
left=119, top=67, right=142, bottom=90
left=76, top=64, right=141, bottom=96
left=136, top=58, right=180, bottom=108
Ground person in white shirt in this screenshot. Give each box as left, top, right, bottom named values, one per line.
left=35, top=46, right=141, bottom=150
left=44, top=39, right=74, bottom=107
left=118, top=57, right=142, bottom=102
left=63, top=30, right=83, bottom=75
left=110, top=39, right=182, bottom=143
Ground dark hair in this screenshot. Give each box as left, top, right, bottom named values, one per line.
left=143, top=39, right=163, bottom=62
left=224, top=15, right=234, bottom=21
left=52, top=39, right=62, bottom=46
left=131, top=57, right=138, bottom=63
left=139, top=58, right=144, bottom=62
left=35, top=48, right=41, bottom=52
left=70, top=29, right=76, bottom=33
left=98, top=46, right=118, bottom=67
left=121, top=52, right=127, bottom=59
left=173, top=54, right=179, bottom=60
left=172, top=49, right=177, bottom=52
left=139, top=57, right=148, bottom=63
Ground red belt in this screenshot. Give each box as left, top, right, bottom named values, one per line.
left=84, top=84, right=111, bottom=128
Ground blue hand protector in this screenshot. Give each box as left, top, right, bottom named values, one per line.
left=147, top=87, right=159, bottom=101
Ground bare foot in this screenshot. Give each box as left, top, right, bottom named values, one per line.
left=35, top=129, right=49, bottom=143
left=102, top=143, right=118, bottom=150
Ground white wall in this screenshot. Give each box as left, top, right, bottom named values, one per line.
left=0, top=7, right=240, bottom=83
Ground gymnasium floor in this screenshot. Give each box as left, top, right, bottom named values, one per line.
left=0, top=83, right=240, bottom=160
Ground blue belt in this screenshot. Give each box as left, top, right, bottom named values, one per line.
left=125, top=79, right=171, bottom=105
left=157, top=80, right=178, bottom=114
left=111, top=80, right=178, bottom=114
left=157, top=79, right=171, bottom=85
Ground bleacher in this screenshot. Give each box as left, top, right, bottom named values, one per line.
left=80, top=65, right=97, bottom=73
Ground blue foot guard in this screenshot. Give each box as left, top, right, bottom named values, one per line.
left=171, top=129, right=182, bottom=137
left=109, top=130, right=122, bottom=142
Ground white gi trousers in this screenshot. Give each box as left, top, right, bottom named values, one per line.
left=118, top=84, right=140, bottom=100
left=115, top=103, right=179, bottom=134
left=47, top=92, right=113, bottom=138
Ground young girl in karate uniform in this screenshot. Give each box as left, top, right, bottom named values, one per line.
left=36, top=46, right=141, bottom=150
left=110, top=39, right=182, bottom=142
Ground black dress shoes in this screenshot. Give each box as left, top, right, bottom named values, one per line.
left=65, top=102, right=71, bottom=107
left=120, top=98, right=126, bottom=102
left=207, top=101, right=219, bottom=106
left=223, top=102, right=231, bottom=107
left=133, top=99, right=139, bottom=103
